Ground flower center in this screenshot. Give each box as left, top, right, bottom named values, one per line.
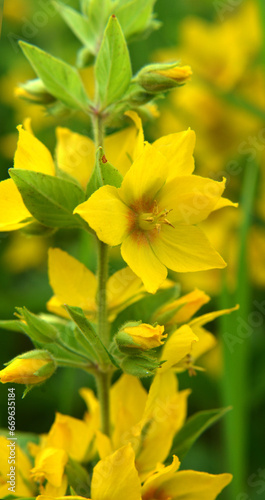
left=138, top=201, right=174, bottom=232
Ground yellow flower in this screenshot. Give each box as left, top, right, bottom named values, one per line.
left=153, top=288, right=210, bottom=325
left=0, top=113, right=142, bottom=231
left=141, top=454, right=232, bottom=500
left=82, top=371, right=190, bottom=479
left=74, top=132, right=231, bottom=293
left=47, top=248, right=147, bottom=321
left=36, top=444, right=142, bottom=500
left=0, top=436, right=35, bottom=498
left=0, top=356, right=55, bottom=385
left=116, top=323, right=167, bottom=351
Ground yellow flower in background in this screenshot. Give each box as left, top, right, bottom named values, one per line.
left=0, top=356, right=55, bottom=385
left=141, top=455, right=232, bottom=500
left=0, top=436, right=35, bottom=498
left=47, top=248, right=147, bottom=321
left=74, top=131, right=235, bottom=292
left=2, top=233, right=49, bottom=273
left=30, top=447, right=68, bottom=496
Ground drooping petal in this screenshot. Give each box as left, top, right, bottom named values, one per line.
left=110, top=375, right=147, bottom=450
left=153, top=128, right=195, bottom=178
left=189, top=326, right=217, bottom=362
left=121, top=232, right=167, bottom=293
left=213, top=196, right=238, bottom=211
left=14, top=125, right=55, bottom=175
left=48, top=248, right=97, bottom=314
left=74, top=185, right=131, bottom=246
left=31, top=447, right=68, bottom=488
left=157, top=176, right=226, bottom=225
left=136, top=372, right=190, bottom=477
left=56, top=127, right=95, bottom=189
left=153, top=288, right=210, bottom=325
left=120, top=143, right=168, bottom=207
left=107, top=267, right=145, bottom=318
left=91, top=444, right=141, bottom=500
left=0, top=178, right=32, bottom=231
left=159, top=470, right=232, bottom=499
left=159, top=324, right=198, bottom=372
left=152, top=224, right=226, bottom=273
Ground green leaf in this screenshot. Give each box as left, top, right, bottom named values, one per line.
left=0, top=320, right=26, bottom=333
left=65, top=305, right=114, bottom=367
left=10, top=169, right=86, bottom=229
left=86, top=146, right=123, bottom=197
left=95, top=15, right=132, bottom=108
left=114, top=0, right=156, bottom=40
left=54, top=2, right=97, bottom=53
left=169, top=407, right=232, bottom=462
left=86, top=0, right=112, bottom=38
left=19, top=41, right=91, bottom=110
left=18, top=307, right=59, bottom=343
left=121, top=353, right=161, bottom=377
left=65, top=457, right=91, bottom=497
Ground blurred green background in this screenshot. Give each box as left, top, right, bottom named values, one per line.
left=1, top=1, right=265, bottom=499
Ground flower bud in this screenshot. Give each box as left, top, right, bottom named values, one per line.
left=136, top=62, right=192, bottom=93
left=115, top=321, right=167, bottom=353
left=0, top=351, right=56, bottom=385
left=15, top=78, right=56, bottom=104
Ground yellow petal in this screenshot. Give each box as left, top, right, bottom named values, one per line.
left=107, top=267, right=145, bottom=318
left=188, top=305, right=239, bottom=328
left=121, top=232, right=167, bottom=294
left=96, top=431, right=113, bottom=459
left=56, top=127, right=95, bottom=189
left=120, top=143, right=168, bottom=207
left=157, top=176, right=226, bottom=225
left=31, top=447, right=68, bottom=487
left=45, top=413, right=94, bottom=462
left=48, top=248, right=97, bottom=315
left=105, top=111, right=144, bottom=176
left=153, top=288, right=210, bottom=325
left=111, top=375, right=147, bottom=450
left=159, top=470, right=232, bottom=499
left=136, top=372, right=190, bottom=476
left=160, top=324, right=198, bottom=373
left=152, top=224, right=226, bottom=273
left=0, top=178, right=32, bottom=231
left=213, top=196, right=238, bottom=211
left=153, top=129, right=195, bottom=178
left=0, top=436, right=34, bottom=497
left=46, top=296, right=69, bottom=319
left=74, top=185, right=131, bottom=246
left=91, top=444, right=141, bottom=500
left=142, top=455, right=180, bottom=496
left=189, top=326, right=217, bottom=362
left=14, top=125, right=55, bottom=175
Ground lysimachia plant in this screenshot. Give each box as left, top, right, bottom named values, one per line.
left=0, top=1, right=237, bottom=499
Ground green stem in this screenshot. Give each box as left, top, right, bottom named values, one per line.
left=97, top=238, right=109, bottom=347
left=220, top=159, right=259, bottom=499
left=92, top=107, right=111, bottom=436
left=95, top=371, right=111, bottom=436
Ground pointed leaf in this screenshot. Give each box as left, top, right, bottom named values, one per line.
left=115, top=0, right=156, bottom=39
left=65, top=305, right=114, bottom=367
left=169, top=407, right=232, bottom=462
left=54, top=1, right=97, bottom=53
left=86, top=146, right=123, bottom=197
left=10, top=169, right=86, bottom=229
left=19, top=41, right=91, bottom=110
left=95, top=15, right=132, bottom=108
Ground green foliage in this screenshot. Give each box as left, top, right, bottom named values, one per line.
left=114, top=0, right=158, bottom=40
left=95, top=16, right=132, bottom=108
left=10, top=169, right=87, bottom=229
left=19, top=41, right=91, bottom=111
left=121, top=352, right=161, bottom=377
left=86, top=146, right=123, bottom=198
left=169, top=407, right=231, bottom=462
left=65, top=457, right=91, bottom=496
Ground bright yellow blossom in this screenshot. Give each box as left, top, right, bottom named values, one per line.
left=117, top=323, right=167, bottom=350
left=47, top=248, right=148, bottom=321
left=75, top=132, right=232, bottom=293
left=30, top=447, right=68, bottom=496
